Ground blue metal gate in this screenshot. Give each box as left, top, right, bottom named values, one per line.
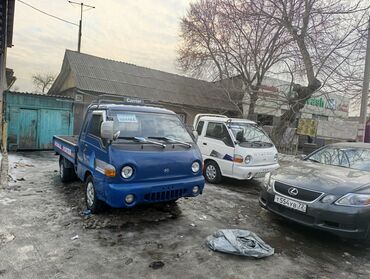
left=5, top=91, right=74, bottom=151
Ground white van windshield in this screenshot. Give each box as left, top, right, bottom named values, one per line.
left=229, top=122, right=273, bottom=147
left=109, top=111, right=193, bottom=143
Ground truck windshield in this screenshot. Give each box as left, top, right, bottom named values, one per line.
left=109, top=111, right=193, bottom=143
left=229, top=122, right=272, bottom=145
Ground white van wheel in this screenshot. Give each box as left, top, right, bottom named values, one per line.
left=204, top=161, right=222, bottom=184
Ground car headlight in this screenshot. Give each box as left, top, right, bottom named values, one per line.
left=335, top=193, right=370, bottom=207
left=264, top=172, right=271, bottom=186
left=121, top=165, right=134, bottom=179
left=321, top=194, right=337, bottom=204
left=245, top=155, right=252, bottom=164
left=263, top=172, right=274, bottom=191
left=192, top=161, right=200, bottom=173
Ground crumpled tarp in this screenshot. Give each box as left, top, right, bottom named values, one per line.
left=206, top=229, right=274, bottom=258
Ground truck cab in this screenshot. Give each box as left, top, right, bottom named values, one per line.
left=54, top=98, right=204, bottom=212
left=193, top=114, right=279, bottom=183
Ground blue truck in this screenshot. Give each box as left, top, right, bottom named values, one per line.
left=53, top=97, right=205, bottom=213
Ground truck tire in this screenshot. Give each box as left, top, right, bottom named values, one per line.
left=204, top=161, right=222, bottom=184
left=59, top=157, right=76, bottom=183
left=85, top=176, right=105, bottom=214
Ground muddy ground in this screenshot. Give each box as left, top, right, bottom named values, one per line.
left=1, top=152, right=370, bottom=279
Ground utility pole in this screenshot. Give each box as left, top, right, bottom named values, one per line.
left=68, top=1, right=95, bottom=52
left=359, top=17, right=370, bottom=142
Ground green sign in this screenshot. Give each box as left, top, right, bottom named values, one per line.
left=305, top=97, right=337, bottom=110
left=306, top=97, right=325, bottom=108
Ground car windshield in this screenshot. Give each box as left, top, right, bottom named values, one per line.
left=229, top=122, right=272, bottom=144
left=108, top=111, right=193, bottom=143
left=307, top=146, right=370, bottom=172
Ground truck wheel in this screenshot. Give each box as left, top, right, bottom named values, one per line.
left=85, top=176, right=104, bottom=214
left=204, top=161, right=222, bottom=184
left=59, top=158, right=75, bottom=183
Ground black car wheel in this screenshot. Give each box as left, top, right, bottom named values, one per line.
left=85, top=176, right=105, bottom=214
left=59, top=157, right=76, bottom=183
left=204, top=161, right=222, bottom=184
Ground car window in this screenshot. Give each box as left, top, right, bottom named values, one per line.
left=205, top=122, right=233, bottom=147
left=341, top=148, right=370, bottom=172
left=87, top=114, right=104, bottom=138
left=196, top=121, right=204, bottom=135
left=309, top=147, right=350, bottom=168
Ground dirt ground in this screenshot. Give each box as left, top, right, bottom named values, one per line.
left=1, top=152, right=370, bottom=279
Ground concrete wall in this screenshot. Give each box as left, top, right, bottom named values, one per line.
left=316, top=119, right=360, bottom=141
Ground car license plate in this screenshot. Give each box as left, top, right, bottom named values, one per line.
left=274, top=195, right=307, bottom=213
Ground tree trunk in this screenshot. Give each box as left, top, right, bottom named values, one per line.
left=272, top=78, right=321, bottom=145
left=247, top=92, right=258, bottom=121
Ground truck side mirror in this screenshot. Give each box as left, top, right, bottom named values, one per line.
left=100, top=121, right=115, bottom=140
left=192, top=130, right=199, bottom=142
left=236, top=131, right=244, bottom=142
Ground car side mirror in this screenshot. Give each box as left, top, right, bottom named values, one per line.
left=100, top=121, right=115, bottom=140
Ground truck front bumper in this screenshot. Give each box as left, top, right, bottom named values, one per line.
left=232, top=163, right=279, bottom=180
left=103, top=176, right=205, bottom=208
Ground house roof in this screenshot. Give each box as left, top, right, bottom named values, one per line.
left=49, top=50, right=241, bottom=112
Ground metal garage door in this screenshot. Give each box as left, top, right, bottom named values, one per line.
left=5, top=91, right=74, bottom=151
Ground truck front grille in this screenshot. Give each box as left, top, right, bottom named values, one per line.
left=144, top=188, right=187, bottom=202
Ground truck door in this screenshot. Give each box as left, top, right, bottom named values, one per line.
left=199, top=121, right=235, bottom=176
left=78, top=110, right=107, bottom=197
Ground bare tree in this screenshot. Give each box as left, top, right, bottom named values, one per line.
left=251, top=0, right=370, bottom=142
left=32, top=73, right=56, bottom=93
left=178, top=0, right=292, bottom=119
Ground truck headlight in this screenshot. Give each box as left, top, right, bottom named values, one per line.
left=121, top=166, right=134, bottom=179
left=335, top=193, right=370, bottom=207
left=192, top=161, right=200, bottom=173
left=245, top=155, right=252, bottom=164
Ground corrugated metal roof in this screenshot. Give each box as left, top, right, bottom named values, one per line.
left=6, top=91, right=74, bottom=100
left=55, top=50, right=241, bottom=111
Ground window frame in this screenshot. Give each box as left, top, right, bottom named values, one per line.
left=196, top=121, right=205, bottom=136
left=205, top=121, right=234, bottom=147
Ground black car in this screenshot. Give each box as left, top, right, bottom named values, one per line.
left=260, top=142, right=370, bottom=239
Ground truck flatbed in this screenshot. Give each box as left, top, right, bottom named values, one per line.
left=54, top=135, right=79, bottom=146
left=53, top=135, right=78, bottom=164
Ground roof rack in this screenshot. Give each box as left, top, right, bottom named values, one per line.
left=88, top=94, right=163, bottom=109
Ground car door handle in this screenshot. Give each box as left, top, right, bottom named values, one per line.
left=203, top=142, right=207, bottom=145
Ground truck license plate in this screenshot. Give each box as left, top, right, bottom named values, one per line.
left=274, top=195, right=307, bottom=213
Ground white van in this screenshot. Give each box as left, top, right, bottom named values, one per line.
left=193, top=114, right=279, bottom=183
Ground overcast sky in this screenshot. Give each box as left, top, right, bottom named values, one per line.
left=8, top=0, right=193, bottom=92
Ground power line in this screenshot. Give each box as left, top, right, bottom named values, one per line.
left=17, top=0, right=79, bottom=26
